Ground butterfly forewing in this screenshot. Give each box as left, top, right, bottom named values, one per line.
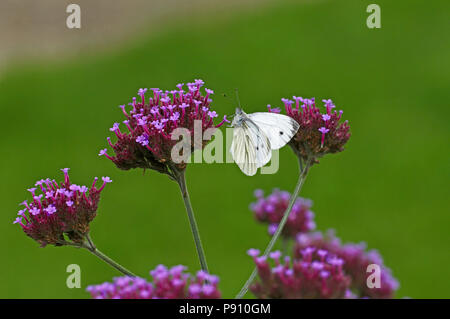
left=247, top=112, right=300, bottom=150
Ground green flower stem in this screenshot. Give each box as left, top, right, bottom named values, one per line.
left=85, top=245, right=137, bottom=277
left=64, top=235, right=137, bottom=277
left=175, top=169, right=209, bottom=273
left=236, top=157, right=312, bottom=299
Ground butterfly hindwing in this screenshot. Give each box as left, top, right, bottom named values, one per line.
left=244, top=120, right=272, bottom=169
left=230, top=125, right=257, bottom=176
left=230, top=120, right=271, bottom=176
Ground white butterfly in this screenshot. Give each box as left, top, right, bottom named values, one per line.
left=230, top=107, right=300, bottom=176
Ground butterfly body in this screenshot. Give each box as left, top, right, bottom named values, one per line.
left=230, top=107, right=300, bottom=176
left=231, top=107, right=250, bottom=126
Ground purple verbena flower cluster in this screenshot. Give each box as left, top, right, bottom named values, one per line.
left=87, top=264, right=221, bottom=299
left=270, top=97, right=350, bottom=163
left=248, top=248, right=352, bottom=299
left=250, top=189, right=315, bottom=238
left=99, top=80, right=228, bottom=174
left=13, top=169, right=111, bottom=247
left=295, top=230, right=399, bottom=298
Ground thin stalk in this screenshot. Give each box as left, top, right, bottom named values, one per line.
left=85, top=245, right=137, bottom=277
left=236, top=157, right=312, bottom=299
left=63, top=236, right=137, bottom=277
left=175, top=169, right=209, bottom=273
left=86, top=233, right=96, bottom=250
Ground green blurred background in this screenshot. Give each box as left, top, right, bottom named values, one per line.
left=0, top=0, right=449, bottom=298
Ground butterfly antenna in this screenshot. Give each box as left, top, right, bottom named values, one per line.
left=235, top=88, right=242, bottom=110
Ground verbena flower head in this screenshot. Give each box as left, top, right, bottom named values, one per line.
left=14, top=169, right=110, bottom=247
left=270, top=97, right=350, bottom=163
left=295, top=230, right=399, bottom=298
left=86, top=264, right=221, bottom=299
left=248, top=248, right=352, bottom=299
left=250, top=189, right=315, bottom=238
left=100, top=80, right=228, bottom=177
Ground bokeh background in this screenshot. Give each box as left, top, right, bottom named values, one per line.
left=0, top=0, right=448, bottom=298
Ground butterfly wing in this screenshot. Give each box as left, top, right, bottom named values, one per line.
left=230, top=126, right=257, bottom=176
left=245, top=120, right=272, bottom=169
left=247, top=112, right=300, bottom=150
left=231, top=120, right=271, bottom=176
